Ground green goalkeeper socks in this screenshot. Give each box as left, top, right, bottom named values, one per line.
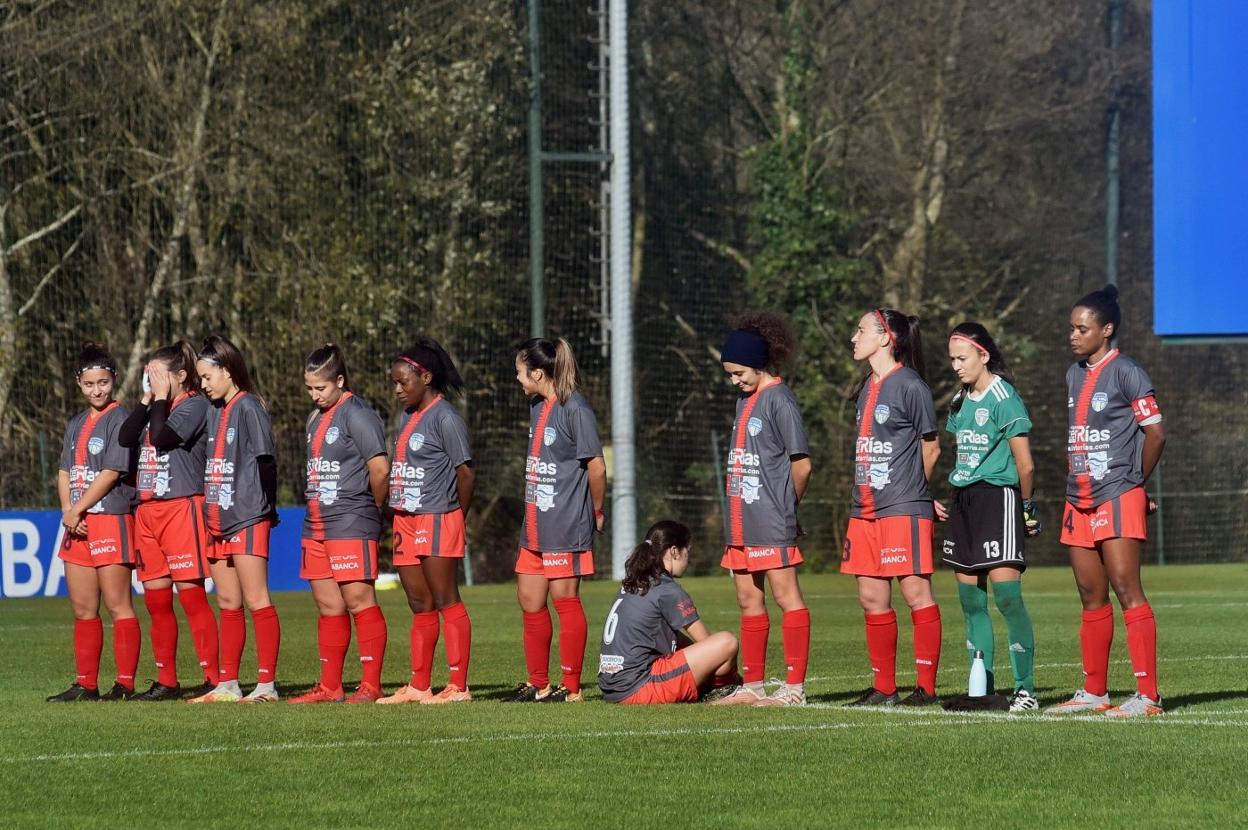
left=992, top=579, right=1035, bottom=694
left=957, top=581, right=995, bottom=694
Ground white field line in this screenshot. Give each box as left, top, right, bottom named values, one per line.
left=802, top=653, right=1248, bottom=685
left=10, top=709, right=1248, bottom=766
left=804, top=703, right=1248, bottom=720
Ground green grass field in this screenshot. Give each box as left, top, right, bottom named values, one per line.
left=2, top=564, right=1246, bottom=829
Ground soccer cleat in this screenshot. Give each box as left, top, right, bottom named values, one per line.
left=752, top=685, right=806, bottom=707
left=132, top=681, right=182, bottom=702
left=46, top=684, right=100, bottom=703
left=1104, top=692, right=1164, bottom=718
left=183, top=680, right=215, bottom=700
left=286, top=683, right=345, bottom=704
left=710, top=685, right=766, bottom=706
left=99, top=682, right=137, bottom=701
left=538, top=685, right=584, bottom=703
left=240, top=684, right=280, bottom=704
left=1044, top=689, right=1111, bottom=715
left=701, top=684, right=743, bottom=703
left=847, top=688, right=901, bottom=707
left=502, top=682, right=553, bottom=703
left=899, top=687, right=940, bottom=707
left=421, top=684, right=473, bottom=705
left=187, top=684, right=243, bottom=704
left=1008, top=689, right=1039, bottom=712
left=377, top=684, right=434, bottom=705
left=346, top=682, right=383, bottom=704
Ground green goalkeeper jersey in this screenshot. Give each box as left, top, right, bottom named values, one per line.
left=946, top=375, right=1032, bottom=488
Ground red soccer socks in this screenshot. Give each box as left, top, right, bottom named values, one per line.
left=441, top=602, right=472, bottom=689
left=740, top=613, right=771, bottom=684
left=1124, top=603, right=1159, bottom=700
left=553, top=597, right=587, bottom=694
left=144, top=587, right=179, bottom=687
left=781, top=608, right=811, bottom=685
left=522, top=607, right=553, bottom=689
left=410, top=610, right=440, bottom=690
left=73, top=617, right=104, bottom=691
left=218, top=608, right=245, bottom=683
left=911, top=604, right=942, bottom=696
left=1080, top=605, right=1115, bottom=696
left=176, top=584, right=219, bottom=684
left=318, top=613, right=351, bottom=692
left=352, top=605, right=387, bottom=690
left=865, top=610, right=898, bottom=695
left=252, top=605, right=280, bottom=684
left=113, top=616, right=141, bottom=690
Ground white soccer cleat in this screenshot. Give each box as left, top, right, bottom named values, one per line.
left=1044, top=688, right=1110, bottom=715
left=752, top=684, right=806, bottom=707
left=709, top=684, right=766, bottom=706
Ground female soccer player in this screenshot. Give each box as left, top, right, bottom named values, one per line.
left=506, top=338, right=605, bottom=704
left=188, top=335, right=282, bottom=704
left=711, top=312, right=812, bottom=707
left=941, top=323, right=1040, bottom=712
left=598, top=521, right=739, bottom=705
left=288, top=344, right=390, bottom=705
left=841, top=308, right=943, bottom=707
left=376, top=338, right=476, bottom=705
left=48, top=343, right=141, bottom=702
left=1047, top=285, right=1166, bottom=718
left=118, top=340, right=217, bottom=701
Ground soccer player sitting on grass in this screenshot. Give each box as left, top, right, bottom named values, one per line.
left=597, top=521, right=739, bottom=704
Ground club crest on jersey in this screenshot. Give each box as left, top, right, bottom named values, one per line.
left=543, top=427, right=556, bottom=446
left=874, top=404, right=890, bottom=424
left=87, top=436, right=105, bottom=455
left=226, top=427, right=236, bottom=445
left=325, top=426, right=340, bottom=445
left=1091, top=392, right=1108, bottom=412
left=974, top=408, right=990, bottom=427
left=747, top=417, right=763, bottom=437
left=408, top=432, right=425, bottom=452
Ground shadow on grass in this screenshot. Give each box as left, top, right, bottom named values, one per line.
left=1164, top=689, right=1248, bottom=710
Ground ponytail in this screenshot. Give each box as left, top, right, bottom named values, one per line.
left=1073, top=284, right=1122, bottom=340
left=852, top=308, right=926, bottom=397
left=148, top=340, right=200, bottom=394
left=198, top=334, right=262, bottom=404
left=517, top=337, right=579, bottom=404
left=621, top=520, right=691, bottom=595
left=306, top=343, right=351, bottom=391
left=74, top=341, right=116, bottom=377
left=948, top=322, right=1014, bottom=413
left=395, top=337, right=465, bottom=397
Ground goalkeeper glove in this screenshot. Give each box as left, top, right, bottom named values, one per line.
left=1022, top=498, right=1041, bottom=537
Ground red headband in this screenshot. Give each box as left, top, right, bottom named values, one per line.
left=874, top=309, right=897, bottom=350
left=950, top=333, right=990, bottom=355
left=399, top=356, right=428, bottom=374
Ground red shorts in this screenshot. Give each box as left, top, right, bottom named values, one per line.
left=620, top=651, right=700, bottom=705
left=720, top=545, right=803, bottom=573
left=392, top=511, right=466, bottom=566
left=207, top=520, right=272, bottom=561
left=840, top=515, right=935, bottom=577
left=515, top=547, right=594, bottom=578
left=59, top=514, right=137, bottom=569
left=135, top=496, right=210, bottom=582
left=300, top=538, right=379, bottom=582
left=1060, top=487, right=1148, bottom=548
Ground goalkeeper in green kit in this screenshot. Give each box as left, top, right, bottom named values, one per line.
left=937, top=322, right=1041, bottom=712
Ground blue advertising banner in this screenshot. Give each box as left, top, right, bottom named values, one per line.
left=0, top=507, right=310, bottom=598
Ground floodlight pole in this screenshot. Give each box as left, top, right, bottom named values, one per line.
left=608, top=0, right=636, bottom=579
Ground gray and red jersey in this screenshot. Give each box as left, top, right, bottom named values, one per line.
left=137, top=393, right=209, bottom=501
left=203, top=392, right=276, bottom=537
left=304, top=393, right=387, bottom=541
left=59, top=403, right=136, bottom=515
left=597, top=573, right=701, bottom=702
left=852, top=365, right=937, bottom=519
left=520, top=392, right=603, bottom=553
left=388, top=396, right=473, bottom=515
left=723, top=380, right=810, bottom=547
left=1065, top=349, right=1162, bottom=509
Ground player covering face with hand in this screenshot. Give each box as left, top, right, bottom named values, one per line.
left=939, top=323, right=1040, bottom=712
left=598, top=521, right=739, bottom=704
left=1047, top=285, right=1166, bottom=718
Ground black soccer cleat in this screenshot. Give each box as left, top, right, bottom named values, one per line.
left=46, top=684, right=100, bottom=703
left=132, top=681, right=182, bottom=702
left=899, top=687, right=941, bottom=707
left=182, top=680, right=215, bottom=700
left=847, top=688, right=902, bottom=707
left=99, top=682, right=138, bottom=701
left=538, top=685, right=583, bottom=703
left=503, top=682, right=549, bottom=703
